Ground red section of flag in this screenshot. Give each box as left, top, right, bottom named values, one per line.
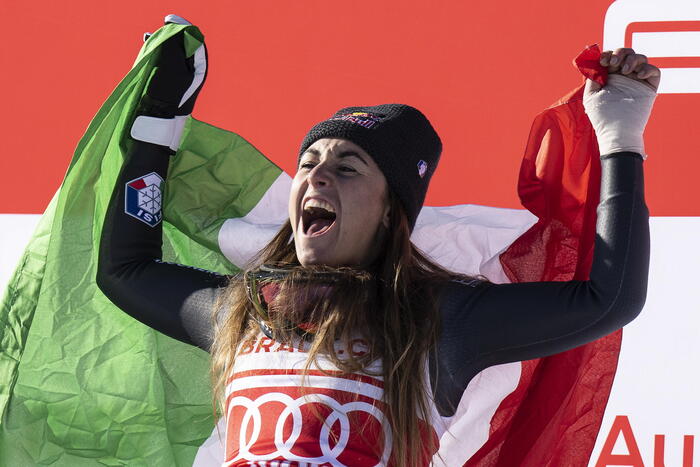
left=575, top=44, right=608, bottom=87
left=465, top=47, right=621, bottom=466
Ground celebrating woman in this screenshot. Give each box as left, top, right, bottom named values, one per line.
left=97, top=15, right=658, bottom=467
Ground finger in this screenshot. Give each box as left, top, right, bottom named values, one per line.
left=621, top=53, right=648, bottom=75
left=600, top=50, right=613, bottom=67
left=608, top=48, right=636, bottom=72
left=636, top=63, right=661, bottom=90
left=636, top=63, right=659, bottom=80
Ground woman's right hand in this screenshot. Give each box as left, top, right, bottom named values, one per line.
left=130, top=14, right=208, bottom=152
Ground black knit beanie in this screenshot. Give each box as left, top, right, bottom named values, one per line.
left=298, top=104, right=442, bottom=231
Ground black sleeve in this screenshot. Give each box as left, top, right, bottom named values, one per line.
left=432, top=152, right=649, bottom=414
left=96, top=140, right=229, bottom=352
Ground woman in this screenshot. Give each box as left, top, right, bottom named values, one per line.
left=97, top=16, right=659, bottom=467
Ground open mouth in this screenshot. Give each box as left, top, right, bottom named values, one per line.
left=302, top=205, right=337, bottom=237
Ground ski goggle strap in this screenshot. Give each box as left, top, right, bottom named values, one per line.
left=243, top=265, right=341, bottom=339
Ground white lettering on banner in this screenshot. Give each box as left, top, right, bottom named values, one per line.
left=604, top=0, right=700, bottom=94
left=593, top=415, right=696, bottom=467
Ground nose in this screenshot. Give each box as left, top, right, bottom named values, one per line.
left=307, top=162, right=331, bottom=187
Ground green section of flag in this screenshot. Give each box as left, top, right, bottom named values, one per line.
left=0, top=23, right=281, bottom=466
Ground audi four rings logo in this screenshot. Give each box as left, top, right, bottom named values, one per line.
left=225, top=389, right=392, bottom=466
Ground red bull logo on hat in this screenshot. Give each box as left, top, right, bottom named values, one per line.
left=331, top=111, right=384, bottom=129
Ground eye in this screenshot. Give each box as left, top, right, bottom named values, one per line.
left=299, top=162, right=316, bottom=170
left=338, top=165, right=357, bottom=173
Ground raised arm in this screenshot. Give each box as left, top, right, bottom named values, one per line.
left=97, top=17, right=225, bottom=352
left=433, top=50, right=659, bottom=412
left=439, top=152, right=648, bottom=366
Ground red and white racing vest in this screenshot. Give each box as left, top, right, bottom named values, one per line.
left=223, top=334, right=448, bottom=466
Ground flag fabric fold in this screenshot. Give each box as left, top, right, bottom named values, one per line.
left=1, top=22, right=615, bottom=467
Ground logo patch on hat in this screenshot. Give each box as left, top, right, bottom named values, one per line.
left=124, top=172, right=164, bottom=227
left=331, top=111, right=384, bottom=129
left=417, top=160, right=428, bottom=178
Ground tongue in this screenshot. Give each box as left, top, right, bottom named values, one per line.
left=307, top=218, right=333, bottom=236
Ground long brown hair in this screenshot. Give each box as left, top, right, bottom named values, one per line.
left=210, top=191, right=470, bottom=465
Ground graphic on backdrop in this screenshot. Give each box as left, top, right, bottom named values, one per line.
left=604, top=0, right=700, bottom=93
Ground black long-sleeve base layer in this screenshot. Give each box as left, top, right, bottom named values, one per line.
left=96, top=141, right=649, bottom=417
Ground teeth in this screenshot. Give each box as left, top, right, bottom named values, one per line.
left=303, top=198, right=335, bottom=213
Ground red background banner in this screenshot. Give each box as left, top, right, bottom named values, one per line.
left=2, top=0, right=696, bottom=214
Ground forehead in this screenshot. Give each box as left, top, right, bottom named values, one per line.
left=303, top=138, right=372, bottom=161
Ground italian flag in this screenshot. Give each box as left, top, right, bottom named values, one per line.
left=0, top=24, right=614, bottom=466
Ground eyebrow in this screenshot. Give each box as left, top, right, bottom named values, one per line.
left=303, top=148, right=368, bottom=166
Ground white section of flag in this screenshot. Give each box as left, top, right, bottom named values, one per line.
left=218, top=173, right=292, bottom=269
left=435, top=362, right=522, bottom=466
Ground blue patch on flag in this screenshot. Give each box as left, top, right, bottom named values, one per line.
left=124, top=172, right=164, bottom=227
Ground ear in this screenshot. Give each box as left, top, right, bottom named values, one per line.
left=382, top=204, right=391, bottom=229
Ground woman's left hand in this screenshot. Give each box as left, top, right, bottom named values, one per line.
left=583, top=47, right=660, bottom=158
left=599, top=48, right=661, bottom=91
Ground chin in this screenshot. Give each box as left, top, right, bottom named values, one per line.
left=295, top=245, right=349, bottom=268
left=296, top=246, right=328, bottom=267
left=298, top=253, right=341, bottom=267
left=293, top=231, right=375, bottom=268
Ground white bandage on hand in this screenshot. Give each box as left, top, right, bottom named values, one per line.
left=583, top=74, right=657, bottom=159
